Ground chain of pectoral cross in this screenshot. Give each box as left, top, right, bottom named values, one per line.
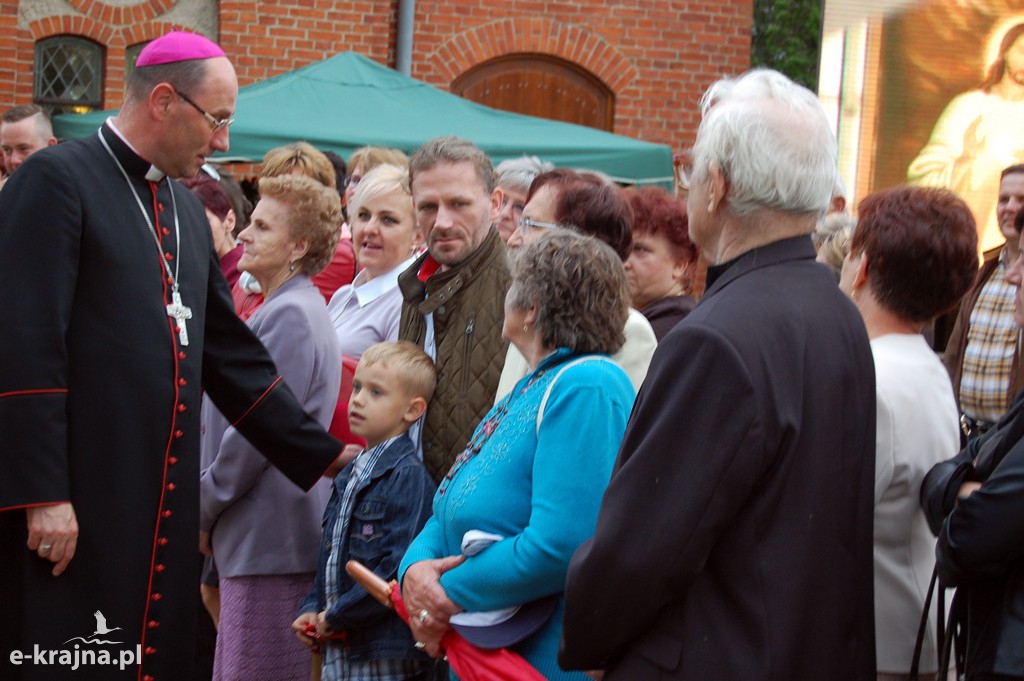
left=99, top=130, right=192, bottom=346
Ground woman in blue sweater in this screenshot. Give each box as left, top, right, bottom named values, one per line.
left=399, top=232, right=636, bottom=680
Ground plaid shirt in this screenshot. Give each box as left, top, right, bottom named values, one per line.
left=960, top=253, right=1020, bottom=422
left=322, top=655, right=426, bottom=681
left=322, top=438, right=427, bottom=681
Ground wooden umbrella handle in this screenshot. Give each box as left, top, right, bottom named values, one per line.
left=345, top=560, right=396, bottom=609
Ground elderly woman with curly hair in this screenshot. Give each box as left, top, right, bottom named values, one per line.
left=839, top=186, right=978, bottom=680
left=199, top=174, right=344, bottom=681
left=398, top=231, right=636, bottom=680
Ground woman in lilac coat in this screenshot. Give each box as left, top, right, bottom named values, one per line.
left=199, top=174, right=343, bottom=681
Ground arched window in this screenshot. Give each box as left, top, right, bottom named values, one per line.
left=452, top=54, right=614, bottom=131
left=35, top=36, right=103, bottom=114
left=125, top=41, right=151, bottom=86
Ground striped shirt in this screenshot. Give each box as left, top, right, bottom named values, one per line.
left=960, top=253, right=1020, bottom=422
left=322, top=437, right=427, bottom=681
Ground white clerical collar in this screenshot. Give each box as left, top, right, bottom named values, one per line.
left=104, top=117, right=166, bottom=181
left=354, top=255, right=417, bottom=307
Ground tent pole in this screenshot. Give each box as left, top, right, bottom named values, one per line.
left=396, top=0, right=415, bottom=76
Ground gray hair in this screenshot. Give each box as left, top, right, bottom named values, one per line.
left=508, top=231, right=628, bottom=355
left=495, top=155, right=554, bottom=194
left=350, top=163, right=411, bottom=215
left=409, top=135, right=495, bottom=193
left=692, top=68, right=837, bottom=217
left=125, top=59, right=209, bottom=106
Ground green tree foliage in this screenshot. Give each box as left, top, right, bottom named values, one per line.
left=751, top=0, right=823, bottom=91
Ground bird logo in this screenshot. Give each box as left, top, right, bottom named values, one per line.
left=63, top=611, right=123, bottom=645
left=91, top=611, right=122, bottom=637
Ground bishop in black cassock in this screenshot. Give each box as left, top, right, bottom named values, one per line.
left=0, top=33, right=342, bottom=681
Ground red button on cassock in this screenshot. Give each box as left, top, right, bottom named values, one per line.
left=177, top=404, right=186, bottom=413
left=148, top=620, right=160, bottom=629
left=144, top=675, right=155, bottom=681
left=169, top=456, right=178, bottom=465
left=145, top=647, right=156, bottom=655
left=164, top=252, right=174, bottom=261
left=154, top=564, right=165, bottom=573
left=151, top=593, right=162, bottom=601
left=178, top=352, right=186, bottom=360
left=174, top=430, right=183, bottom=439
left=167, top=483, right=176, bottom=491
left=161, top=510, right=172, bottom=519
left=178, top=378, right=186, bottom=386
left=158, top=537, right=168, bottom=546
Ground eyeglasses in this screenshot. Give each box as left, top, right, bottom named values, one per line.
left=501, top=196, right=525, bottom=217
left=517, top=216, right=562, bottom=234
left=174, top=88, right=235, bottom=132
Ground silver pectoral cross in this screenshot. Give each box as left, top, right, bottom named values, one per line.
left=166, top=289, right=193, bottom=346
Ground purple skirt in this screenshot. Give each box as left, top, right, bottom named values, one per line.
left=213, top=573, right=315, bottom=681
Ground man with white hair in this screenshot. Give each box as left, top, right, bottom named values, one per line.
left=560, top=69, right=877, bottom=680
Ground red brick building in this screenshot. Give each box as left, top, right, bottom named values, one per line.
left=0, top=0, right=751, bottom=158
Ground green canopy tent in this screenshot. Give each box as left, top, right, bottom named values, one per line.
left=53, top=51, right=674, bottom=186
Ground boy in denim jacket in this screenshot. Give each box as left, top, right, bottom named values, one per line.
left=293, top=341, right=437, bottom=680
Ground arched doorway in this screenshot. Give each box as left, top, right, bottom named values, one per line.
left=452, top=53, right=614, bottom=131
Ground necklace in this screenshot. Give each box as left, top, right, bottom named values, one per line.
left=440, top=364, right=552, bottom=491
left=98, top=130, right=192, bottom=346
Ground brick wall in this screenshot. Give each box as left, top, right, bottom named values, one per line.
left=219, top=0, right=397, bottom=87
left=0, top=0, right=752, bottom=156
left=410, top=0, right=752, bottom=153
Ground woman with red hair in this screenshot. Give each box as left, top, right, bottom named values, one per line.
left=840, top=186, right=978, bottom=680
left=623, top=186, right=700, bottom=341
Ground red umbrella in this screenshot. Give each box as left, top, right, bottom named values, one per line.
left=346, top=560, right=547, bottom=681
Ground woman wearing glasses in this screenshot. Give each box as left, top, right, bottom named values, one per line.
left=497, top=169, right=657, bottom=399
left=493, top=155, right=554, bottom=243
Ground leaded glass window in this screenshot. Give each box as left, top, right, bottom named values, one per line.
left=125, top=42, right=150, bottom=86
left=34, top=37, right=103, bottom=114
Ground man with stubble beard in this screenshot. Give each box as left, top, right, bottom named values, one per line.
left=397, top=136, right=511, bottom=483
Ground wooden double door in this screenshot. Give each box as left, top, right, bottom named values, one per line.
left=452, top=53, right=614, bottom=131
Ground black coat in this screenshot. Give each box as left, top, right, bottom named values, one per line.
left=638, top=294, right=696, bottom=343
left=921, top=393, right=1024, bottom=679
left=560, top=236, right=877, bottom=680
left=0, top=124, right=341, bottom=680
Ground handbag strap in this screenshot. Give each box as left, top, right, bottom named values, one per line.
left=939, top=587, right=964, bottom=679
left=536, top=355, right=615, bottom=436
left=909, top=565, right=940, bottom=680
